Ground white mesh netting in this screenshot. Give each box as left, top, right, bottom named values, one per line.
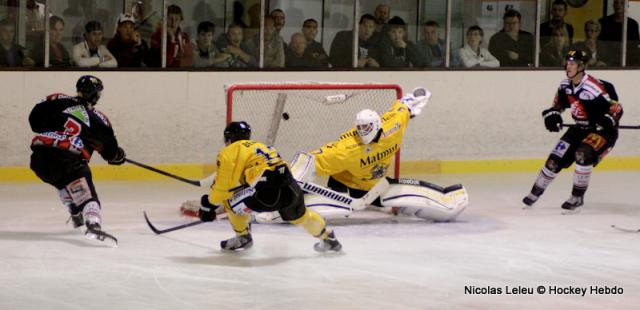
left=226, top=82, right=402, bottom=175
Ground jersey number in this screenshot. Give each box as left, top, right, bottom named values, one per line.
left=63, top=118, right=82, bottom=135
left=255, top=147, right=273, bottom=161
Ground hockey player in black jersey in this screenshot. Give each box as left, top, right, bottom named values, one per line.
left=523, top=49, right=623, bottom=214
left=29, top=75, right=125, bottom=244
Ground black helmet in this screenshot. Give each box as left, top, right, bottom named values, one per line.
left=224, top=121, right=251, bottom=144
left=76, top=75, right=104, bottom=104
left=565, top=49, right=590, bottom=64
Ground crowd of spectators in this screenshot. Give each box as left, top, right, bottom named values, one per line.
left=1, top=1, right=639, bottom=69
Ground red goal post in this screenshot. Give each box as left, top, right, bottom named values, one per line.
left=225, top=82, right=403, bottom=178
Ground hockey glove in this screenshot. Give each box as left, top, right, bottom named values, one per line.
left=542, top=108, right=563, bottom=132
left=199, top=194, right=218, bottom=222
left=596, top=114, right=617, bottom=131
left=107, top=147, right=126, bottom=165
left=400, top=87, right=431, bottom=117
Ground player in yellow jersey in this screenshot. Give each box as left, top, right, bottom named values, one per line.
left=197, top=121, right=342, bottom=252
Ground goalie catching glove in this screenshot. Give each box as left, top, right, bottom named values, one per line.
left=400, top=87, right=431, bottom=117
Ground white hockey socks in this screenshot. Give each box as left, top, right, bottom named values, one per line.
left=572, top=164, right=592, bottom=197
left=82, top=201, right=102, bottom=225
left=534, top=166, right=558, bottom=192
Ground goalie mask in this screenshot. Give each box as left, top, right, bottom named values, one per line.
left=76, top=75, right=104, bottom=105
left=224, top=121, right=251, bottom=144
left=355, top=109, right=381, bottom=144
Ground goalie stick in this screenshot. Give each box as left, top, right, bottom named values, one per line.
left=611, top=225, right=640, bottom=233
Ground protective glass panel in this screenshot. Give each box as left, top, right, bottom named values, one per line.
left=325, top=0, right=355, bottom=68
left=0, top=2, right=35, bottom=68
left=539, top=0, right=612, bottom=68
left=452, top=0, right=536, bottom=68
left=269, top=0, right=330, bottom=69
left=47, top=0, right=124, bottom=68
left=419, top=0, right=448, bottom=68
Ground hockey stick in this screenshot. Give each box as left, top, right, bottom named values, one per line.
left=562, top=124, right=640, bottom=129
left=125, top=158, right=201, bottom=187
left=143, top=211, right=204, bottom=234
left=298, top=178, right=390, bottom=211
left=611, top=225, right=640, bottom=233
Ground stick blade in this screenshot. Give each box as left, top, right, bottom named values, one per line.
left=143, top=211, right=163, bottom=234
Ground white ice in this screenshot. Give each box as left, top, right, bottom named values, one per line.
left=1, top=172, right=639, bottom=310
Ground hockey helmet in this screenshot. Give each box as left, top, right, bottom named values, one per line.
left=76, top=75, right=104, bottom=104
left=565, top=49, right=590, bottom=64
left=355, top=109, right=381, bottom=144
left=224, top=121, right=251, bottom=144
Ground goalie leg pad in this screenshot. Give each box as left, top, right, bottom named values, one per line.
left=381, top=183, right=469, bottom=222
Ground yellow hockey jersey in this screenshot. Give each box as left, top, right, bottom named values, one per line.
left=312, top=100, right=410, bottom=191
left=208, top=140, right=284, bottom=205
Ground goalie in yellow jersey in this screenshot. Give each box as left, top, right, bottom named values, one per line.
left=197, top=121, right=342, bottom=252
left=287, top=87, right=469, bottom=222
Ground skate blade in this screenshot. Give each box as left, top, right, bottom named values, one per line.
left=561, top=208, right=581, bottom=215
left=85, top=231, right=118, bottom=248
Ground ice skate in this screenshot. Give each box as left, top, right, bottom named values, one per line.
left=314, top=231, right=342, bottom=253
left=522, top=193, right=539, bottom=209
left=220, top=234, right=253, bottom=251
left=67, top=212, right=84, bottom=228
left=84, top=221, right=118, bottom=246
left=561, top=196, right=584, bottom=215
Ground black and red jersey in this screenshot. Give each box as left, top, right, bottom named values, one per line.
left=552, top=74, right=623, bottom=129
left=29, top=93, right=120, bottom=162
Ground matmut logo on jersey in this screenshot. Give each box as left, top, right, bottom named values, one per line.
left=359, top=144, right=399, bottom=168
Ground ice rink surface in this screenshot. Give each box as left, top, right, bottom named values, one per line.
left=1, top=171, right=639, bottom=310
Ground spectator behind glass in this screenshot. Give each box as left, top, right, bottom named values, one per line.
left=0, top=19, right=35, bottom=67
left=245, top=16, right=284, bottom=68
left=330, top=14, right=388, bottom=68
left=31, top=16, right=71, bottom=67
left=270, top=9, right=287, bottom=50
left=381, top=16, right=427, bottom=67
left=488, top=9, right=534, bottom=67
left=599, top=0, right=640, bottom=66
left=374, top=3, right=390, bottom=33
left=72, top=21, right=117, bottom=68
left=540, top=25, right=570, bottom=67
left=216, top=23, right=256, bottom=68
left=302, top=18, right=329, bottom=67
left=107, top=14, right=149, bottom=67
left=285, top=32, right=321, bottom=68
left=271, top=9, right=285, bottom=34
left=417, top=21, right=446, bottom=67
left=454, top=25, right=500, bottom=68
left=192, top=21, right=229, bottom=68
left=572, top=20, right=608, bottom=67
left=132, top=0, right=161, bottom=44
left=540, top=0, right=574, bottom=47
left=150, top=4, right=193, bottom=68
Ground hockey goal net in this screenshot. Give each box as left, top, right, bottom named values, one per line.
left=226, top=82, right=403, bottom=178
